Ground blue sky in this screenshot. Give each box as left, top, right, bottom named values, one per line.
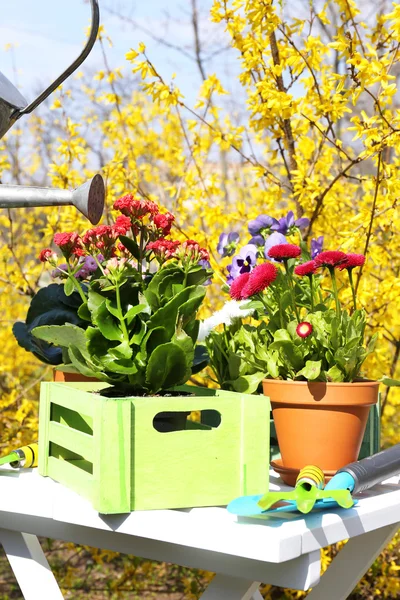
left=0, top=0, right=240, bottom=106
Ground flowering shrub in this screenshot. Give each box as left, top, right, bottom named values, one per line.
left=14, top=196, right=212, bottom=394
left=203, top=214, right=379, bottom=390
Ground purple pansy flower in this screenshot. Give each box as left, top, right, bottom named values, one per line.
left=264, top=232, right=287, bottom=260
left=228, top=244, right=258, bottom=281
left=248, top=214, right=279, bottom=236
left=271, top=211, right=310, bottom=235
left=248, top=234, right=265, bottom=246
left=217, top=232, right=240, bottom=257
left=311, top=236, right=324, bottom=259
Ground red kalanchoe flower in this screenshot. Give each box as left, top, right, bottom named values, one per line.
left=113, top=194, right=159, bottom=219
left=113, top=215, right=132, bottom=236
left=147, top=238, right=181, bottom=259
left=229, top=272, right=251, bottom=300
left=180, top=240, right=210, bottom=262
left=82, top=225, right=116, bottom=259
left=339, top=253, right=366, bottom=270
left=73, top=246, right=86, bottom=257
left=241, top=262, right=278, bottom=298
left=39, top=248, right=53, bottom=262
left=294, top=260, right=318, bottom=277
left=53, top=232, right=82, bottom=259
left=267, top=243, right=301, bottom=260
left=153, top=212, right=175, bottom=236
left=315, top=250, right=347, bottom=268
left=296, top=322, right=313, bottom=338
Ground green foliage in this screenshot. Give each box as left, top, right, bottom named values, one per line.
left=33, top=262, right=210, bottom=394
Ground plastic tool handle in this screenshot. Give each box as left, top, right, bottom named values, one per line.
left=336, top=443, right=400, bottom=494
left=9, top=443, right=38, bottom=469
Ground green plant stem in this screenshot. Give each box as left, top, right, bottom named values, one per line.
left=347, top=268, right=357, bottom=311
left=329, top=267, right=341, bottom=318
left=284, top=261, right=300, bottom=321
left=308, top=274, right=314, bottom=312
left=67, top=267, right=87, bottom=304
left=266, top=291, right=284, bottom=328
left=115, top=282, right=130, bottom=343
left=138, top=226, right=145, bottom=276
left=93, top=255, right=107, bottom=276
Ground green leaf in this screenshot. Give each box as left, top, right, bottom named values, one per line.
left=172, top=329, right=195, bottom=368
left=108, top=340, right=133, bottom=360
left=267, top=352, right=280, bottom=379
left=129, top=319, right=147, bottom=345
left=186, top=265, right=211, bottom=287
left=148, top=285, right=205, bottom=338
left=177, top=286, right=206, bottom=328
left=125, top=303, right=147, bottom=325
left=233, top=372, right=265, bottom=394
left=103, top=358, right=139, bottom=374
left=184, top=318, right=200, bottom=344
left=68, top=345, right=104, bottom=379
left=119, top=235, right=141, bottom=261
left=64, top=278, right=75, bottom=297
left=327, top=365, right=344, bottom=382
left=145, top=326, right=169, bottom=356
left=367, top=333, right=378, bottom=354
left=32, top=324, right=90, bottom=359
left=95, top=302, right=124, bottom=341
left=269, top=339, right=304, bottom=371
left=145, top=343, right=189, bottom=392
left=296, top=360, right=322, bottom=381
left=273, top=329, right=292, bottom=342
left=381, top=377, right=400, bottom=387
left=87, top=290, right=105, bottom=318
left=158, top=272, right=184, bottom=302
left=240, top=300, right=264, bottom=311
left=77, top=303, right=91, bottom=322
left=145, top=264, right=183, bottom=311
left=228, top=352, right=242, bottom=379
left=280, top=290, right=292, bottom=312
left=105, top=298, right=120, bottom=318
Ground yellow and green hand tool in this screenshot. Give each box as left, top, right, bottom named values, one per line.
left=0, top=443, right=38, bottom=469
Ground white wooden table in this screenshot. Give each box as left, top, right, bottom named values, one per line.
left=0, top=467, right=399, bottom=600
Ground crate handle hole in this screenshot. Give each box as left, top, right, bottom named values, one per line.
left=153, top=410, right=221, bottom=433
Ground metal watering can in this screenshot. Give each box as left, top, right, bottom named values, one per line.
left=0, top=0, right=104, bottom=224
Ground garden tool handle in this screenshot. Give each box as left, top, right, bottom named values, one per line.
left=18, top=0, right=100, bottom=117
left=9, top=443, right=38, bottom=469
left=335, top=444, right=400, bottom=494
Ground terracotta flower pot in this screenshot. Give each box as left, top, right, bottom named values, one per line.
left=53, top=370, right=98, bottom=383
left=262, top=379, right=379, bottom=486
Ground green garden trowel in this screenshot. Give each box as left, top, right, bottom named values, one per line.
left=227, top=465, right=354, bottom=516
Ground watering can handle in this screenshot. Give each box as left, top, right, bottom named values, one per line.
left=17, top=0, right=100, bottom=117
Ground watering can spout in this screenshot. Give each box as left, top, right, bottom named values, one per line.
left=0, top=175, right=105, bottom=224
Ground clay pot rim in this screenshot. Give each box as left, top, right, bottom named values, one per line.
left=262, top=378, right=379, bottom=387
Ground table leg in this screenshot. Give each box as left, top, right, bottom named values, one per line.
left=306, top=522, right=400, bottom=600
left=0, top=528, right=64, bottom=600
left=199, top=574, right=261, bottom=600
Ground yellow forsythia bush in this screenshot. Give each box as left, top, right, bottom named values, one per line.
left=0, top=1, right=399, bottom=597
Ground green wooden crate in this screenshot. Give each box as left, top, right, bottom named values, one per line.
left=38, top=382, right=270, bottom=514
